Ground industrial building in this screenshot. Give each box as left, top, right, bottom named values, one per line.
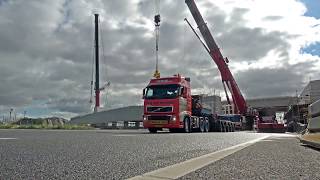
left=70, top=95, right=222, bottom=126
left=70, top=106, right=143, bottom=127
left=70, top=80, right=320, bottom=128
left=198, top=94, right=222, bottom=114
left=70, top=95, right=295, bottom=126
left=299, top=80, right=320, bottom=104
left=285, top=80, right=320, bottom=131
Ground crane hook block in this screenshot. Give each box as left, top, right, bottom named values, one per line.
left=154, top=14, right=161, bottom=26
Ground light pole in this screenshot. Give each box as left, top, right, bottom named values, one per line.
left=9, top=108, right=13, bottom=122
left=296, top=90, right=300, bottom=124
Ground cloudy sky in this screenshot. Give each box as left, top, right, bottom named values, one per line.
left=0, top=0, right=319, bottom=119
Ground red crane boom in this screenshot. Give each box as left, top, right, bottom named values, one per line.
left=185, top=0, right=247, bottom=115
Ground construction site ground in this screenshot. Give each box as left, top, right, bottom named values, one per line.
left=180, top=135, right=320, bottom=180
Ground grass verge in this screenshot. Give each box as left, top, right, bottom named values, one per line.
left=0, top=123, right=93, bottom=130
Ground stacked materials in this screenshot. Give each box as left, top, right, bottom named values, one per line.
left=300, top=99, right=320, bottom=149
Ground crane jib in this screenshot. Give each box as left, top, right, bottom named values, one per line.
left=185, top=0, right=247, bottom=114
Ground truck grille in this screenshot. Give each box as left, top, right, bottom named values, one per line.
left=147, top=106, right=173, bottom=113
left=148, top=115, right=171, bottom=121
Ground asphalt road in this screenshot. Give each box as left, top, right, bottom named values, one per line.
left=0, top=129, right=267, bottom=179
left=179, top=136, right=320, bottom=180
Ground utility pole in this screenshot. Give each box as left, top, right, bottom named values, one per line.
left=9, top=108, right=13, bottom=122
left=94, top=13, right=100, bottom=113
left=296, top=90, right=300, bottom=124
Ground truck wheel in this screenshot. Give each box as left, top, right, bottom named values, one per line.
left=184, top=117, right=191, bottom=133
left=219, top=122, right=223, bottom=132
left=148, top=128, right=157, bottom=133
left=199, top=119, right=205, bottom=132
left=204, top=118, right=209, bottom=132
left=223, top=123, right=227, bottom=132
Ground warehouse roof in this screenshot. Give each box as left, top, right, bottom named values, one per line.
left=70, top=106, right=143, bottom=124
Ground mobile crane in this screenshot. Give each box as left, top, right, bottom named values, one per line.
left=143, top=0, right=249, bottom=133
left=184, top=0, right=255, bottom=129
left=186, top=0, right=288, bottom=132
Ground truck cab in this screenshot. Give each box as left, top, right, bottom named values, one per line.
left=142, top=74, right=192, bottom=133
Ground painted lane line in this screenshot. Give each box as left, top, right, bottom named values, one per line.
left=128, top=135, right=270, bottom=180
left=112, top=134, right=137, bottom=137
left=0, top=138, right=17, bottom=140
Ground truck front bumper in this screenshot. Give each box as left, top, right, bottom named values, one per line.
left=143, top=120, right=183, bottom=129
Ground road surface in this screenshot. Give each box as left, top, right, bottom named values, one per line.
left=1, top=129, right=317, bottom=179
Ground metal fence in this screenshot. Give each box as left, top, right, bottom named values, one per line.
left=91, top=121, right=143, bottom=129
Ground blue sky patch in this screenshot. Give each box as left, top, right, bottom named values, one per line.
left=301, top=42, right=320, bottom=56
left=301, top=0, right=320, bottom=19
left=0, top=0, right=9, bottom=6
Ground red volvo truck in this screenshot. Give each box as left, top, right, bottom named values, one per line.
left=143, top=74, right=236, bottom=133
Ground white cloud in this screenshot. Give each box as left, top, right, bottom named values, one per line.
left=0, top=0, right=319, bottom=118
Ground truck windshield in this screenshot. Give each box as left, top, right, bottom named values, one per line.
left=145, top=84, right=180, bottom=99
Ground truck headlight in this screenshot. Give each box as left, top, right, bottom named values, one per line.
left=143, top=116, right=147, bottom=121
left=172, top=116, right=176, bottom=121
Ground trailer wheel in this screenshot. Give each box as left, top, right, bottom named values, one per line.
left=184, top=117, right=191, bottom=133
left=204, top=117, right=209, bottom=132
left=209, top=118, right=215, bottom=132
left=223, top=123, right=227, bottom=132
left=199, top=118, right=205, bottom=132
left=218, top=122, right=224, bottom=132
left=148, top=128, right=157, bottom=133
left=218, top=122, right=223, bottom=132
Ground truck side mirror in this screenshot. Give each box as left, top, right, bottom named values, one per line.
left=180, top=87, right=187, bottom=98
left=179, top=87, right=183, bottom=96
left=142, top=88, right=146, bottom=98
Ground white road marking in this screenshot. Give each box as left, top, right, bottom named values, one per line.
left=127, top=135, right=270, bottom=180
left=112, top=134, right=137, bottom=137
left=0, top=138, right=17, bottom=140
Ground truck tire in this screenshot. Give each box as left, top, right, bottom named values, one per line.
left=209, top=118, right=215, bottom=132
left=148, top=128, right=157, bottom=133
left=199, top=118, right=205, bottom=132
left=218, top=122, right=223, bottom=132
left=184, top=117, right=191, bottom=133
left=223, top=123, right=227, bottom=132
left=204, top=117, right=209, bottom=132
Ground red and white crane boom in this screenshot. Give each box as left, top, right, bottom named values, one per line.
left=185, top=0, right=247, bottom=115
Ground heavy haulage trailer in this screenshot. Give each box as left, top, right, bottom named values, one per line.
left=143, top=0, right=256, bottom=133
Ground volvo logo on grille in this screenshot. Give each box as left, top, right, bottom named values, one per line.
left=147, top=106, right=173, bottom=112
